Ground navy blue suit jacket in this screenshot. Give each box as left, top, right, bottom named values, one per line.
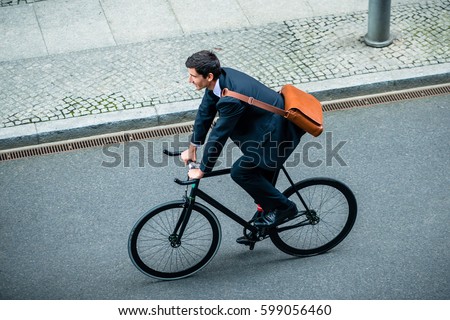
left=192, top=67, right=304, bottom=172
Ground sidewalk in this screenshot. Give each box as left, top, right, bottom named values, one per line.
left=0, top=0, right=449, bottom=149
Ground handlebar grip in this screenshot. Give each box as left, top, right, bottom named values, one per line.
left=164, top=149, right=199, bottom=168
left=174, top=178, right=198, bottom=186
left=163, top=149, right=182, bottom=157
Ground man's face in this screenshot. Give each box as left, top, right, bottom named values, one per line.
left=188, top=68, right=212, bottom=90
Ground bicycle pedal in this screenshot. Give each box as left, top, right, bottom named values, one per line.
left=236, top=237, right=256, bottom=246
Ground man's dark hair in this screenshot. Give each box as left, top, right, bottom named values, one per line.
left=185, top=50, right=221, bottom=80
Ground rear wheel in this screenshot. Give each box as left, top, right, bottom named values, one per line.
left=128, top=201, right=221, bottom=280
left=270, top=178, right=357, bottom=256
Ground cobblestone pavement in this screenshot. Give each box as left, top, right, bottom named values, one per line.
left=0, top=0, right=448, bottom=128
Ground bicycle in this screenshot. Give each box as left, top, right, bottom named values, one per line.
left=128, top=149, right=357, bottom=280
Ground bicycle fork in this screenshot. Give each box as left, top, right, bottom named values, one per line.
left=168, top=182, right=199, bottom=248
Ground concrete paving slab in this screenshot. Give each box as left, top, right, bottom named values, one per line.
left=237, top=0, right=314, bottom=25
left=34, top=0, right=116, bottom=55
left=0, top=5, right=47, bottom=61
left=101, top=0, right=183, bottom=44
left=169, top=0, right=250, bottom=33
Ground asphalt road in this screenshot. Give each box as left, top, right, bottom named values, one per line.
left=0, top=94, right=449, bottom=300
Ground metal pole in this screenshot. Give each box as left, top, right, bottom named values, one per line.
left=364, top=0, right=393, bottom=48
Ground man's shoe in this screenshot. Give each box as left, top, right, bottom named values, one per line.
left=236, top=208, right=264, bottom=245
left=253, top=202, right=297, bottom=228
left=249, top=208, right=264, bottom=222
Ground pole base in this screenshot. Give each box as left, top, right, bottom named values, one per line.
left=364, top=34, right=393, bottom=48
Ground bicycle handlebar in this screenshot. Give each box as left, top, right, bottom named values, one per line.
left=163, top=149, right=182, bottom=157
left=163, top=149, right=231, bottom=185
left=164, top=149, right=199, bottom=185
left=174, top=178, right=198, bottom=186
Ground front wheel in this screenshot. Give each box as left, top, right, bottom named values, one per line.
left=128, top=201, right=221, bottom=280
left=270, top=178, right=357, bottom=256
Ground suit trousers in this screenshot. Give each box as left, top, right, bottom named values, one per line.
left=230, top=156, right=291, bottom=212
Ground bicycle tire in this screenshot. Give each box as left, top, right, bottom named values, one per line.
left=270, top=178, right=357, bottom=256
left=128, top=200, right=221, bottom=280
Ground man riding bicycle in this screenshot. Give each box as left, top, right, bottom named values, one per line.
left=181, top=50, right=305, bottom=238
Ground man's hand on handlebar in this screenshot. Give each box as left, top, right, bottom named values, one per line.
left=181, top=144, right=197, bottom=164
left=180, top=144, right=204, bottom=180
left=188, top=168, right=204, bottom=180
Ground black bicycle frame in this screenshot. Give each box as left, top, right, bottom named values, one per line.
left=172, top=165, right=312, bottom=240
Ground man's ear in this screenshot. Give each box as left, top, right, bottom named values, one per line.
left=207, top=73, right=214, bottom=81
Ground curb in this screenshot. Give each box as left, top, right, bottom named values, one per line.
left=1, top=65, right=449, bottom=151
